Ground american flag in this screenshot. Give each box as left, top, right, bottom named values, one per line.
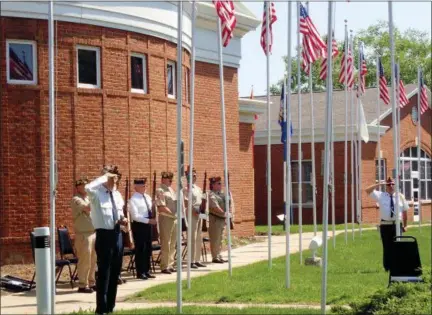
left=319, top=35, right=339, bottom=81
left=378, top=58, right=390, bottom=105
left=395, top=64, right=409, bottom=107
left=338, top=46, right=354, bottom=88
left=358, top=42, right=367, bottom=96
left=299, top=3, right=326, bottom=74
left=260, top=2, right=277, bottom=55
left=213, top=0, right=237, bottom=47
left=420, top=71, right=429, bottom=115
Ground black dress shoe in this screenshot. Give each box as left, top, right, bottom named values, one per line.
left=168, top=267, right=177, bottom=272
left=190, top=263, right=198, bottom=269
left=145, top=273, right=156, bottom=279
left=161, top=269, right=172, bottom=274
left=78, top=287, right=94, bottom=293
left=137, top=274, right=148, bottom=280
left=212, top=258, right=224, bottom=264
left=195, top=262, right=206, bottom=268
left=90, top=285, right=97, bottom=291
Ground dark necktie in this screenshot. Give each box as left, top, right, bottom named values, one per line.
left=143, top=194, right=152, bottom=218
left=389, top=193, right=395, bottom=218
left=109, top=191, right=119, bottom=223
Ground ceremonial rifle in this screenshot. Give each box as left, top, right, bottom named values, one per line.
left=227, top=172, right=234, bottom=230
left=200, top=171, right=208, bottom=232
left=123, top=177, right=135, bottom=249
left=151, top=171, right=159, bottom=240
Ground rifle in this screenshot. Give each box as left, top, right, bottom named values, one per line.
left=151, top=171, right=159, bottom=241
left=200, top=171, right=208, bottom=232
left=227, top=172, right=234, bottom=230
left=123, top=177, right=135, bottom=249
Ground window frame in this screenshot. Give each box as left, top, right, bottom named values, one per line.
left=6, top=39, right=38, bottom=85
left=76, top=45, right=101, bottom=89
left=130, top=53, right=147, bottom=94
left=375, top=158, right=387, bottom=191
left=290, top=159, right=313, bottom=206
left=166, top=60, right=176, bottom=99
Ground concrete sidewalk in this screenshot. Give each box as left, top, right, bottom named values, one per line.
left=1, top=231, right=322, bottom=314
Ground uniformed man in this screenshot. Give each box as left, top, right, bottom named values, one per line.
left=184, top=168, right=206, bottom=268
left=155, top=171, right=178, bottom=274
left=365, top=177, right=409, bottom=272
left=71, top=177, right=96, bottom=293
left=208, top=176, right=230, bottom=264
left=129, top=178, right=157, bottom=280
left=85, top=165, right=128, bottom=315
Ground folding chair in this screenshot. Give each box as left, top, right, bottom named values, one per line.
left=30, top=231, right=74, bottom=289
left=57, top=226, right=78, bottom=281
left=201, top=237, right=209, bottom=262
left=388, top=236, right=423, bottom=287
left=151, top=224, right=161, bottom=273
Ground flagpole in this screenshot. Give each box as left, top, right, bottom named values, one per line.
left=349, top=30, right=355, bottom=240
left=306, top=1, right=317, bottom=236
left=331, top=94, right=336, bottom=248
left=296, top=1, right=303, bottom=264
left=48, top=1, right=56, bottom=313
left=388, top=2, right=401, bottom=237
left=396, top=62, right=401, bottom=197
left=376, top=56, right=381, bottom=201
left=176, top=2, right=183, bottom=312
left=285, top=1, right=292, bottom=289
left=186, top=0, right=196, bottom=290
left=264, top=1, right=273, bottom=269
left=343, top=21, right=348, bottom=244
left=321, top=3, right=334, bottom=313
left=216, top=16, right=233, bottom=278
left=417, top=67, right=422, bottom=228
left=357, top=43, right=362, bottom=236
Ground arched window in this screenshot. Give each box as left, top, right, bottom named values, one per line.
left=400, top=148, right=432, bottom=201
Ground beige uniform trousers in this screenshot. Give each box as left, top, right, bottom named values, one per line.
left=208, top=214, right=225, bottom=260
left=189, top=213, right=203, bottom=263
left=74, top=232, right=96, bottom=288
left=158, top=215, right=177, bottom=270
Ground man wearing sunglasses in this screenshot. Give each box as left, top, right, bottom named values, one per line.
left=365, top=177, right=409, bottom=271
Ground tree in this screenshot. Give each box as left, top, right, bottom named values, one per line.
left=270, top=22, right=431, bottom=95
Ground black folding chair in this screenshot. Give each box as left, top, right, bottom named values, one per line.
left=388, top=236, right=423, bottom=287
left=57, top=226, right=78, bottom=282
left=201, top=237, right=209, bottom=262
left=151, top=224, right=161, bottom=273
left=30, top=231, right=75, bottom=289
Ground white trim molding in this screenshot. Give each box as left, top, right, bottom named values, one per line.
left=130, top=52, right=148, bottom=94
left=238, top=98, right=267, bottom=124
left=76, top=45, right=101, bottom=89
left=6, top=39, right=38, bottom=85
left=166, top=60, right=176, bottom=99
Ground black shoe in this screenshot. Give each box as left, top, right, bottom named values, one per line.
left=190, top=263, right=198, bottom=269
left=145, top=273, right=156, bottom=279
left=78, top=287, right=94, bottom=293
left=219, top=258, right=228, bottom=263
left=137, top=274, right=148, bottom=280
left=195, top=262, right=206, bottom=268
left=168, top=267, right=177, bottom=272
left=90, top=285, right=97, bottom=291
left=161, top=269, right=172, bottom=274
left=212, top=258, right=224, bottom=264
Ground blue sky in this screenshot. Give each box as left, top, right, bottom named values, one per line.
left=238, top=1, right=431, bottom=97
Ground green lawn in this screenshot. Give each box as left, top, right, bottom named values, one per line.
left=131, top=227, right=431, bottom=306
left=72, top=306, right=325, bottom=315
left=255, top=224, right=376, bottom=235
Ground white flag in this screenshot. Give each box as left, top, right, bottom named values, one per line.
left=359, top=100, right=369, bottom=143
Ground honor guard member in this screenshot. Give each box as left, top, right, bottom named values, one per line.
left=208, top=176, right=229, bottom=264
left=85, top=165, right=128, bottom=315
left=71, top=177, right=96, bottom=293
left=129, top=178, right=157, bottom=280
left=184, top=168, right=206, bottom=268
left=365, top=177, right=409, bottom=271
left=156, top=171, right=178, bottom=274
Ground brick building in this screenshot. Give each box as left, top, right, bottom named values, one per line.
left=0, top=2, right=262, bottom=264
left=251, top=86, right=431, bottom=226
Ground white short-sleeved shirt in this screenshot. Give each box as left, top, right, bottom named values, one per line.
left=370, top=190, right=409, bottom=221
left=129, top=192, right=153, bottom=224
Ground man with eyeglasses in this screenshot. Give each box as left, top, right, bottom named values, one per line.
left=155, top=171, right=178, bottom=274
left=365, top=177, right=409, bottom=271
left=208, top=176, right=230, bottom=264
left=129, top=178, right=157, bottom=280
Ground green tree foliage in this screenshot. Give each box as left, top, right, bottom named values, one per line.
left=270, top=21, right=431, bottom=95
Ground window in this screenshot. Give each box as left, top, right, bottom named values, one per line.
left=167, top=61, right=176, bottom=98
left=291, top=161, right=313, bottom=205
left=130, top=53, right=147, bottom=93
left=400, top=148, right=432, bottom=201
left=375, top=159, right=387, bottom=191
left=6, top=40, right=37, bottom=85
left=77, top=46, right=100, bottom=88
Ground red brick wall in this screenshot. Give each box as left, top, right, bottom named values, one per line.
left=255, top=95, right=431, bottom=226
left=0, top=17, right=254, bottom=264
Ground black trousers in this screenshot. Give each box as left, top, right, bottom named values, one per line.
left=95, top=228, right=123, bottom=314
left=131, top=221, right=152, bottom=276
left=379, top=224, right=402, bottom=271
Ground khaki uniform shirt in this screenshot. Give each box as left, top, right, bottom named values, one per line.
left=184, top=184, right=203, bottom=213
left=71, top=195, right=94, bottom=234
left=209, top=190, right=227, bottom=219
left=156, top=184, right=177, bottom=218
